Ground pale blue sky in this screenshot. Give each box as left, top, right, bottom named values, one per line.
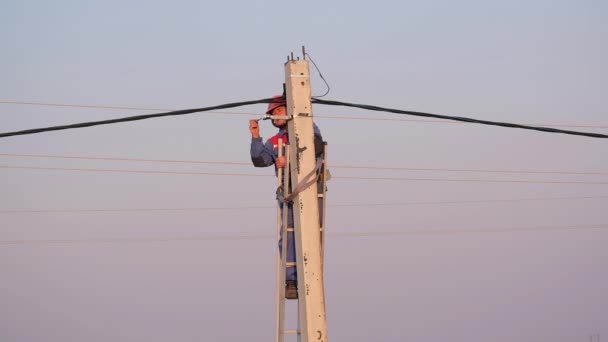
left=1, top=1, right=607, bottom=341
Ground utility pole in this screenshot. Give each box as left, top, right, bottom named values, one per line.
left=284, top=50, right=328, bottom=342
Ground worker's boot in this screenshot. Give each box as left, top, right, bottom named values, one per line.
left=285, top=280, right=298, bottom=300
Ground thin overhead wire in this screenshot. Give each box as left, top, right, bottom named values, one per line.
left=2, top=153, right=607, bottom=176
left=330, top=163, right=608, bottom=176
left=330, top=195, right=608, bottom=208
left=316, top=114, right=608, bottom=129
left=0, top=234, right=270, bottom=245
left=0, top=206, right=273, bottom=214
left=0, top=165, right=270, bottom=177
left=1, top=195, right=606, bottom=214
left=2, top=99, right=608, bottom=138
left=0, top=101, right=170, bottom=111
left=336, top=175, right=608, bottom=185
left=312, top=99, right=608, bottom=138
left=3, top=165, right=608, bottom=185
left=305, top=53, right=331, bottom=98
left=2, top=100, right=607, bottom=129
left=334, top=224, right=608, bottom=238
left=0, top=153, right=251, bottom=166
left=0, top=224, right=605, bottom=246
left=0, top=98, right=275, bottom=138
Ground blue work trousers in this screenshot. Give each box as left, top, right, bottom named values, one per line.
left=278, top=199, right=324, bottom=282
left=278, top=202, right=297, bottom=281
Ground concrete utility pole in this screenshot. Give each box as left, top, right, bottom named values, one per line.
left=284, top=53, right=328, bottom=342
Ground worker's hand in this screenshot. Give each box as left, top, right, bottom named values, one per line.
left=276, top=156, right=286, bottom=168
left=249, top=119, right=260, bottom=138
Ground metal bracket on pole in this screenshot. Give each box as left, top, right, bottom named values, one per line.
left=260, top=114, right=294, bottom=121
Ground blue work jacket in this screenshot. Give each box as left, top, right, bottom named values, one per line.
left=250, top=125, right=323, bottom=169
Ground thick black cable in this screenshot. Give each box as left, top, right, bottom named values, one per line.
left=312, top=99, right=608, bottom=139
left=3, top=100, right=608, bottom=129
left=2, top=97, right=606, bottom=139
left=0, top=98, right=275, bottom=138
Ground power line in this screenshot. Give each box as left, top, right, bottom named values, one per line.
left=3, top=164, right=608, bottom=185
left=1, top=195, right=606, bottom=214
left=336, top=175, right=608, bottom=185
left=2, top=153, right=607, bottom=176
left=331, top=195, right=608, bottom=208
left=331, top=164, right=608, bottom=176
left=0, top=101, right=170, bottom=111
left=335, top=224, right=608, bottom=237
left=312, top=99, right=608, bottom=138
left=0, top=224, right=605, bottom=246
left=0, top=153, right=252, bottom=166
left=0, top=234, right=270, bottom=245
left=2, top=99, right=607, bottom=138
left=2, top=100, right=608, bottom=129
left=0, top=98, right=275, bottom=138
left=317, top=114, right=608, bottom=129
left=306, top=52, right=331, bottom=98
left=0, top=205, right=273, bottom=214
left=0, top=165, right=270, bottom=177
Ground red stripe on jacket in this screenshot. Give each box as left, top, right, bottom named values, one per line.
left=269, top=133, right=288, bottom=148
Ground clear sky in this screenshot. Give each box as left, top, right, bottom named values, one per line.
left=1, top=0, right=607, bottom=341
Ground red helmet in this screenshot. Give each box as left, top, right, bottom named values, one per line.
left=266, top=95, right=286, bottom=114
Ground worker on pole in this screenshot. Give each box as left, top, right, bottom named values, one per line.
left=249, top=94, right=325, bottom=299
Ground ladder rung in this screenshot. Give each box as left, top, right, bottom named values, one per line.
left=286, top=228, right=294, bottom=232
left=318, top=193, right=324, bottom=198
left=283, top=329, right=299, bottom=334
left=286, top=262, right=296, bottom=267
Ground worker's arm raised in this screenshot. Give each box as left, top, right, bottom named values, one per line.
left=249, top=119, right=260, bottom=138
left=250, top=120, right=275, bottom=167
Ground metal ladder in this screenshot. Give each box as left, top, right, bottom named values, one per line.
left=275, top=140, right=329, bottom=342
